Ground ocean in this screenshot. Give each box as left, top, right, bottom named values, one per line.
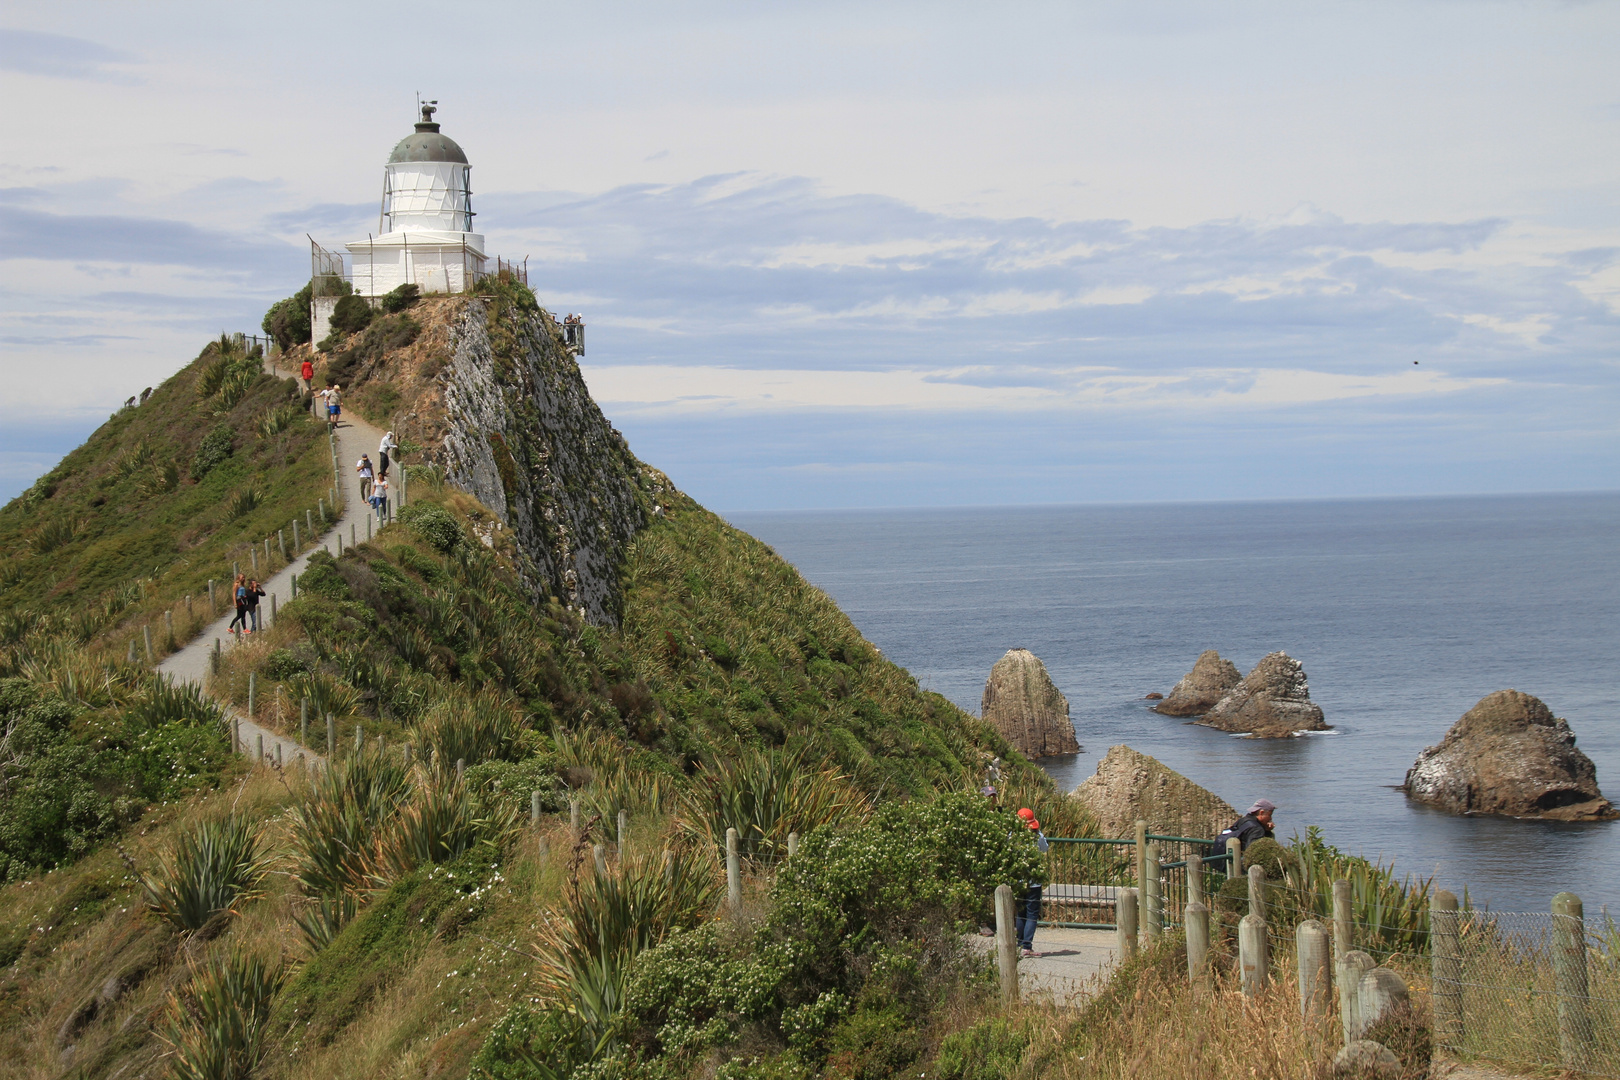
left=727, top=493, right=1620, bottom=914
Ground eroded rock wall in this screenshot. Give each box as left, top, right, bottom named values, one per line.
left=1072, top=744, right=1237, bottom=840
left=438, top=298, right=652, bottom=624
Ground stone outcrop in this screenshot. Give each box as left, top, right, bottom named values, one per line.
left=1197, top=651, right=1329, bottom=738
left=433, top=297, right=652, bottom=625
left=1072, top=744, right=1237, bottom=839
left=1404, top=690, right=1617, bottom=821
left=1154, top=650, right=1241, bottom=716
left=980, top=649, right=1079, bottom=757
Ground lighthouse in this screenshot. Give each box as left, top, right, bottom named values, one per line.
left=346, top=102, right=487, bottom=297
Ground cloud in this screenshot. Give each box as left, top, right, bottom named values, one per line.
left=0, top=30, right=139, bottom=82
left=0, top=205, right=295, bottom=270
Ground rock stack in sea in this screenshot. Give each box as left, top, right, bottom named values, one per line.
left=1154, top=650, right=1242, bottom=716
left=1404, top=690, right=1617, bottom=821
left=1197, top=651, right=1329, bottom=738
left=980, top=648, right=1080, bottom=758
left=1072, top=744, right=1237, bottom=839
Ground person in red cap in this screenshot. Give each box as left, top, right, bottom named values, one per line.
left=1015, top=808, right=1049, bottom=957
left=299, top=357, right=315, bottom=395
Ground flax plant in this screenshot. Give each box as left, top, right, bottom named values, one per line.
left=677, top=745, right=868, bottom=862
left=159, top=946, right=287, bottom=1080
left=141, top=814, right=271, bottom=932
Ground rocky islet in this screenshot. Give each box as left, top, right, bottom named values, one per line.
left=1404, top=689, right=1617, bottom=821
left=1154, top=649, right=1241, bottom=716
left=980, top=648, right=1080, bottom=758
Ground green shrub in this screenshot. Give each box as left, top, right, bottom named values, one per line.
left=262, top=647, right=311, bottom=680
left=160, top=946, right=287, bottom=1080
left=27, top=516, right=83, bottom=554
left=0, top=683, right=118, bottom=881
left=262, top=283, right=313, bottom=351
left=935, top=1017, right=1029, bottom=1080
left=141, top=815, right=270, bottom=931
left=464, top=755, right=568, bottom=817
left=398, top=502, right=463, bottom=553
left=331, top=292, right=375, bottom=335
left=190, top=422, right=234, bottom=480
left=380, top=282, right=420, bottom=314
left=259, top=400, right=306, bottom=437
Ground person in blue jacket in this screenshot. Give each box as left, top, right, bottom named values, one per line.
left=1015, top=807, right=1050, bottom=957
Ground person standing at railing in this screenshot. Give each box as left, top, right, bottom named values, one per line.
left=378, top=430, right=398, bottom=480
left=1015, top=808, right=1050, bottom=958
left=1214, top=799, right=1277, bottom=854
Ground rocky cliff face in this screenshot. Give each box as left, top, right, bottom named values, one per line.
left=980, top=649, right=1079, bottom=758
left=431, top=293, right=652, bottom=624
left=1154, top=650, right=1241, bottom=716
left=1197, top=651, right=1329, bottom=738
left=1072, top=744, right=1237, bottom=840
left=1404, top=690, right=1617, bottom=821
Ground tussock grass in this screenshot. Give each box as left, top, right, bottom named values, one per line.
left=677, top=745, right=868, bottom=862
left=140, top=814, right=271, bottom=932
left=159, top=945, right=287, bottom=1080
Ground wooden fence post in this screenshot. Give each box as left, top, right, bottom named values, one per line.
left=569, top=798, right=580, bottom=834
left=531, top=791, right=542, bottom=827
left=1337, top=950, right=1376, bottom=1045
left=995, top=883, right=1019, bottom=1006
left=593, top=843, right=608, bottom=877
left=231, top=715, right=239, bottom=754
left=212, top=637, right=221, bottom=674
left=256, top=733, right=263, bottom=764
left=1431, top=890, right=1463, bottom=1051
left=1239, top=914, right=1269, bottom=995
left=279, top=528, right=286, bottom=560
left=270, top=593, right=277, bottom=625
left=725, top=827, right=741, bottom=910
left=1116, top=887, right=1139, bottom=962
left=1226, top=836, right=1242, bottom=878
left=1185, top=900, right=1210, bottom=989
left=208, top=578, right=216, bottom=613
left=142, top=624, right=153, bottom=663
left=1552, top=891, right=1592, bottom=1071
left=293, top=520, right=300, bottom=550
left=1296, top=919, right=1330, bottom=1017
left=299, top=699, right=308, bottom=745
left=455, top=757, right=464, bottom=781
left=164, top=609, right=173, bottom=647
left=276, top=741, right=283, bottom=768
left=127, top=639, right=137, bottom=665
left=1333, top=878, right=1352, bottom=965
left=1355, top=968, right=1409, bottom=1040
left=787, top=832, right=799, bottom=858
left=1144, top=840, right=1162, bottom=942
left=326, top=713, right=335, bottom=757
left=1248, top=864, right=1267, bottom=923
left=1188, top=851, right=1205, bottom=908
left=247, top=672, right=255, bottom=719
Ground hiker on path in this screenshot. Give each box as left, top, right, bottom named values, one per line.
left=245, top=578, right=265, bottom=633
left=1215, top=799, right=1277, bottom=854
left=356, top=454, right=374, bottom=500
left=370, top=477, right=389, bottom=524
left=378, top=430, right=398, bottom=480
left=322, top=385, right=342, bottom=431
left=299, top=357, right=314, bottom=395
left=226, top=574, right=249, bottom=635
left=1015, top=807, right=1050, bottom=958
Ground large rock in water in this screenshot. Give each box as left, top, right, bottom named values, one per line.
left=1404, top=690, right=1617, bottom=821
left=1198, top=651, right=1329, bottom=738
left=1072, top=745, right=1237, bottom=839
left=980, top=649, right=1080, bottom=757
left=1154, top=650, right=1241, bottom=716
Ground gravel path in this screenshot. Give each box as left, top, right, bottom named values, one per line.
left=158, top=393, right=388, bottom=771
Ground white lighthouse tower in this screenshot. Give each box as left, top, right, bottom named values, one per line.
left=346, top=102, right=487, bottom=298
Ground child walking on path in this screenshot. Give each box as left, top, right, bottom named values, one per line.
left=226, top=574, right=249, bottom=635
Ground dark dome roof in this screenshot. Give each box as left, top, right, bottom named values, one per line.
left=388, top=121, right=468, bottom=164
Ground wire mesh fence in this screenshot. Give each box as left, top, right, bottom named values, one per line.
left=1436, top=908, right=1620, bottom=1077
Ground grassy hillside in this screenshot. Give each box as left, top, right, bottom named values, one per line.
left=0, top=336, right=335, bottom=672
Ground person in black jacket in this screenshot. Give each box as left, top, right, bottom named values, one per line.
left=1215, top=799, right=1277, bottom=854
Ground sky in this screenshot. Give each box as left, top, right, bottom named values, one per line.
left=2, top=1, right=1617, bottom=510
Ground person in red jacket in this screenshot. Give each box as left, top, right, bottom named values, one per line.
left=299, top=357, right=315, bottom=394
